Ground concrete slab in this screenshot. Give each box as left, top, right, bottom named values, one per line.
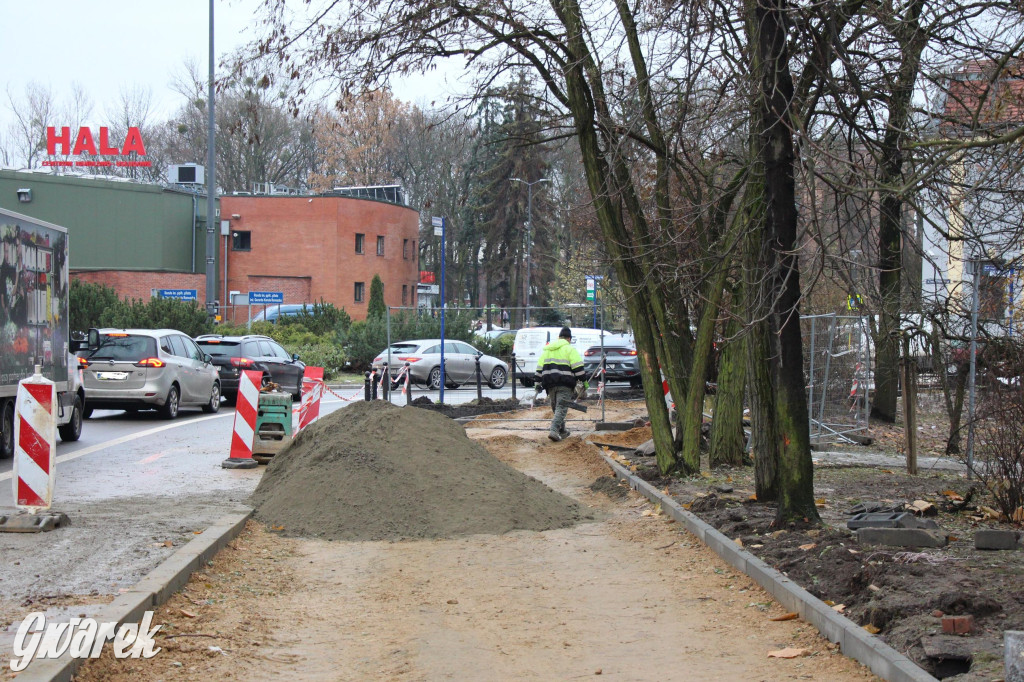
left=856, top=528, right=949, bottom=548
left=974, top=529, right=1020, bottom=550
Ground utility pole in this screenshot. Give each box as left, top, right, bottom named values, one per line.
left=205, top=0, right=217, bottom=317
left=510, top=177, right=549, bottom=326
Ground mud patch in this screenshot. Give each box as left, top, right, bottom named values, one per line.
left=250, top=401, right=592, bottom=541
left=589, top=475, right=630, bottom=500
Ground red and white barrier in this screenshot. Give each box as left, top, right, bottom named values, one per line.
left=13, top=368, right=57, bottom=512
left=297, top=366, right=324, bottom=433
left=227, top=369, right=262, bottom=461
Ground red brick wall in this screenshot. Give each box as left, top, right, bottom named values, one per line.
left=219, top=195, right=420, bottom=322
left=72, top=270, right=207, bottom=303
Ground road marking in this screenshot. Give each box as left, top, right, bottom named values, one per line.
left=0, top=412, right=233, bottom=482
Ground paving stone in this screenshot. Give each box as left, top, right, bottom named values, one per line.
left=975, top=529, right=1021, bottom=551
left=855, top=527, right=948, bottom=548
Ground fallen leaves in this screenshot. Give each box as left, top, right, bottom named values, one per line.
left=767, top=647, right=809, bottom=659
left=769, top=612, right=799, bottom=622
left=863, top=624, right=881, bottom=634
left=798, top=543, right=817, bottom=551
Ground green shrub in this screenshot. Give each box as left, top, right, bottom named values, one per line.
left=100, top=296, right=214, bottom=338
left=341, top=309, right=478, bottom=371
left=278, top=299, right=351, bottom=336
left=69, top=280, right=120, bottom=335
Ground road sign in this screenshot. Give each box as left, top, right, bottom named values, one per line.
left=432, top=216, right=443, bottom=236
left=586, top=277, right=595, bottom=302
left=155, top=288, right=197, bottom=301
left=249, top=290, right=284, bottom=304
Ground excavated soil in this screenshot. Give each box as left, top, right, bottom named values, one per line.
left=250, top=401, right=591, bottom=541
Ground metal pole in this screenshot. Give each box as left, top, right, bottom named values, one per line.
left=966, top=259, right=981, bottom=478
left=526, top=184, right=532, bottom=327
left=204, top=0, right=217, bottom=316
left=601, top=290, right=606, bottom=423
left=440, top=216, right=446, bottom=404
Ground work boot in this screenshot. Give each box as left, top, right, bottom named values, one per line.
left=548, top=431, right=562, bottom=442
left=559, top=428, right=570, bottom=440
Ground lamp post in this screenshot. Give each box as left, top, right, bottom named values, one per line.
left=510, top=177, right=549, bottom=326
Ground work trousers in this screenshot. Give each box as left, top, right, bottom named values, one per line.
left=548, top=385, right=574, bottom=437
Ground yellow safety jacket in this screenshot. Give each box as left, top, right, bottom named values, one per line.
left=534, top=338, right=585, bottom=391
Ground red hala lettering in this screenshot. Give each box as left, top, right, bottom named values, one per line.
left=73, top=128, right=97, bottom=155
left=122, top=127, right=146, bottom=156
left=46, top=127, right=71, bottom=155
left=45, top=126, right=148, bottom=157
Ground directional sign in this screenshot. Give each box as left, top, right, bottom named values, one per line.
left=155, top=288, right=197, bottom=301
left=431, top=216, right=444, bottom=237
left=585, top=276, right=595, bottom=302
left=249, top=290, right=284, bottom=304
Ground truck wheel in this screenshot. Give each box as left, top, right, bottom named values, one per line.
left=158, top=385, right=180, bottom=420
left=58, top=396, right=84, bottom=442
left=83, top=406, right=94, bottom=419
left=1, top=401, right=14, bottom=459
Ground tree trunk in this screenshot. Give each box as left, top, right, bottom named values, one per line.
left=746, top=0, right=819, bottom=525
left=710, top=288, right=749, bottom=468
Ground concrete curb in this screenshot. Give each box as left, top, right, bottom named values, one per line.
left=600, top=454, right=937, bottom=682
left=16, top=508, right=254, bottom=682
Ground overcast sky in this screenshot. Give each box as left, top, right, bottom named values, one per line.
left=0, top=0, right=454, bottom=142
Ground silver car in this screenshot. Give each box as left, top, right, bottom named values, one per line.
left=81, top=329, right=221, bottom=419
left=372, top=339, right=509, bottom=389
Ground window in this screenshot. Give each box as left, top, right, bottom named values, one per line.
left=403, top=239, right=409, bottom=259
left=354, top=281, right=365, bottom=303
left=402, top=284, right=408, bottom=305
left=168, top=335, right=189, bottom=358
left=355, top=233, right=365, bottom=254
left=258, top=340, right=276, bottom=357
left=377, top=235, right=385, bottom=256
left=232, top=231, right=251, bottom=251
left=180, top=336, right=204, bottom=361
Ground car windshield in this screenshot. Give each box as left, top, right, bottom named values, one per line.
left=196, top=339, right=241, bottom=357
left=88, top=334, right=157, bottom=361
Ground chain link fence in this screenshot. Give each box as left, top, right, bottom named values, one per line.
left=802, top=314, right=872, bottom=445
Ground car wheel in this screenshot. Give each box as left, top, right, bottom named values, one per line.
left=488, top=366, right=507, bottom=389
left=158, top=385, right=180, bottom=420
left=427, top=366, right=442, bottom=390
left=202, top=382, right=221, bottom=413
left=293, top=376, right=303, bottom=401
left=1, top=401, right=14, bottom=459
left=58, top=396, right=84, bottom=442
left=629, top=378, right=642, bottom=389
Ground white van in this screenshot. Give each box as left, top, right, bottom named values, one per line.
left=512, top=327, right=612, bottom=386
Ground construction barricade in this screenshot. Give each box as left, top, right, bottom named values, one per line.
left=222, top=369, right=262, bottom=469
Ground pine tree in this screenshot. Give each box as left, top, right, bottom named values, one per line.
left=367, top=274, right=386, bottom=319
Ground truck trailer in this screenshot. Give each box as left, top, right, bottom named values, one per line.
left=0, top=207, right=85, bottom=458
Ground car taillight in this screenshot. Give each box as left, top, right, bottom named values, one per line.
left=134, top=358, right=165, bottom=368
left=77, top=356, right=89, bottom=368
left=584, top=349, right=598, bottom=356
left=231, top=357, right=255, bottom=368
left=623, top=350, right=637, bottom=356
left=397, top=356, right=420, bottom=362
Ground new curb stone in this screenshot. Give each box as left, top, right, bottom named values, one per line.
left=600, top=454, right=938, bottom=682
left=16, top=508, right=254, bottom=682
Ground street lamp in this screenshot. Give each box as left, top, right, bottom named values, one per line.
left=510, top=177, right=550, bottom=326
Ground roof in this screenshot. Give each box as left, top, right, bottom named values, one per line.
left=939, top=60, right=1024, bottom=132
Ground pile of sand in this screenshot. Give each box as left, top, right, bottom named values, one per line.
left=250, top=401, right=591, bottom=541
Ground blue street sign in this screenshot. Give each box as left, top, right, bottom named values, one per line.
left=156, top=288, right=197, bottom=301
left=249, top=290, right=284, bottom=304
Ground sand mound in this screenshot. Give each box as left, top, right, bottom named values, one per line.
left=586, top=425, right=652, bottom=448
left=250, top=401, right=591, bottom=541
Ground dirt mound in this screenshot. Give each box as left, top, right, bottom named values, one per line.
left=250, top=401, right=591, bottom=541
left=587, top=425, right=652, bottom=448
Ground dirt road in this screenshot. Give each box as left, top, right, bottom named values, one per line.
left=77, top=407, right=875, bottom=681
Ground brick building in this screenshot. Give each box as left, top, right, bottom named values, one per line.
left=219, top=191, right=420, bottom=323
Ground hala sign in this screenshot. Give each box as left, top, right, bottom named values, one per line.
left=42, top=126, right=150, bottom=168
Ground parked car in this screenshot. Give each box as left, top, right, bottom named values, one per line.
left=195, top=334, right=306, bottom=402
left=372, top=339, right=509, bottom=389
left=582, top=343, right=642, bottom=388
left=80, top=329, right=221, bottom=419
left=248, top=303, right=315, bottom=324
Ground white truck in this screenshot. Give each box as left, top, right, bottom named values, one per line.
left=1, top=207, right=86, bottom=458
